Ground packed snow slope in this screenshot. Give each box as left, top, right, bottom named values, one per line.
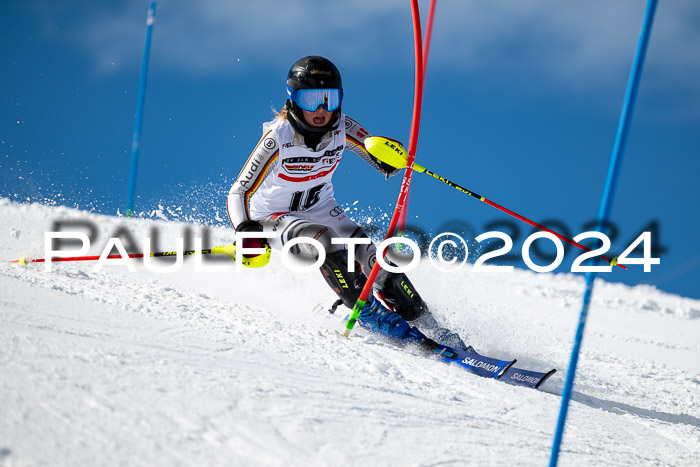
left=1, top=198, right=699, bottom=466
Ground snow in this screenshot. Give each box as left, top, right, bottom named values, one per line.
left=1, top=197, right=698, bottom=466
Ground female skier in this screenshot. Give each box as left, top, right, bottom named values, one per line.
left=227, top=55, right=464, bottom=349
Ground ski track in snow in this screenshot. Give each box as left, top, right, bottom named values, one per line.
left=1, top=198, right=699, bottom=466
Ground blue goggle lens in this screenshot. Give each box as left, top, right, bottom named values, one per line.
left=287, top=86, right=343, bottom=112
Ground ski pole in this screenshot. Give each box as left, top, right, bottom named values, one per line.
left=364, top=136, right=627, bottom=270
left=11, top=245, right=238, bottom=265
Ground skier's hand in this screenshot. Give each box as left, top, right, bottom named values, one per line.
left=235, top=220, right=271, bottom=268
left=376, top=136, right=404, bottom=179
left=379, top=160, right=401, bottom=179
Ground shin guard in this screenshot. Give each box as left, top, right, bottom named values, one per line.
left=378, top=272, right=428, bottom=322
left=319, top=250, right=366, bottom=309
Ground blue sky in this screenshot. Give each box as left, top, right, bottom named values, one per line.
left=2, top=1, right=699, bottom=299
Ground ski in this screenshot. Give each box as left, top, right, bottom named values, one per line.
left=428, top=342, right=516, bottom=379
left=447, top=344, right=557, bottom=389
left=312, top=303, right=556, bottom=390
left=425, top=341, right=555, bottom=388
left=500, top=366, right=557, bottom=390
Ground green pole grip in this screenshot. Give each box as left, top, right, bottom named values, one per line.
left=342, top=298, right=366, bottom=337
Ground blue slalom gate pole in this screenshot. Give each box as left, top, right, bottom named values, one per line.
left=126, top=1, right=156, bottom=217
left=549, top=1, right=658, bottom=465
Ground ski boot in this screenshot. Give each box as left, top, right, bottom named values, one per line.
left=356, top=295, right=478, bottom=357
left=359, top=295, right=446, bottom=353
left=412, top=311, right=471, bottom=352
left=375, top=272, right=468, bottom=350
left=358, top=295, right=412, bottom=340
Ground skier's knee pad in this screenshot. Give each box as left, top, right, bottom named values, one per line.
left=379, top=272, right=428, bottom=321
left=319, top=250, right=367, bottom=308
left=286, top=222, right=338, bottom=260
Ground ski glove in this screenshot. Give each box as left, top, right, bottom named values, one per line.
left=377, top=137, right=405, bottom=179
left=235, top=220, right=271, bottom=268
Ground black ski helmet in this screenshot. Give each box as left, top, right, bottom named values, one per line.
left=287, top=55, right=343, bottom=91
left=285, top=56, right=343, bottom=138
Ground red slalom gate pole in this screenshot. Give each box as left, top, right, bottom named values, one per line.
left=344, top=0, right=425, bottom=336
left=422, top=0, right=437, bottom=70
left=399, top=0, right=437, bottom=234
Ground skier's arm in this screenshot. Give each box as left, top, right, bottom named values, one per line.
left=226, top=129, right=280, bottom=229
left=344, top=116, right=401, bottom=179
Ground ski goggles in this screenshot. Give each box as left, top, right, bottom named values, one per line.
left=287, top=86, right=343, bottom=112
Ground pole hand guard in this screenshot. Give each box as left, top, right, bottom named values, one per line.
left=364, top=136, right=427, bottom=174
